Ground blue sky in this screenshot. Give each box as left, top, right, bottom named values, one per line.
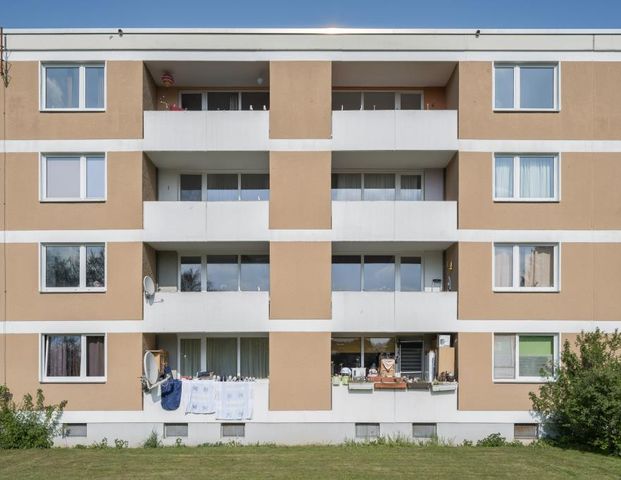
left=3, top=0, right=621, bottom=29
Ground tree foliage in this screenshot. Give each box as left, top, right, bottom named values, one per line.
left=0, top=385, right=67, bottom=449
left=530, top=329, right=621, bottom=455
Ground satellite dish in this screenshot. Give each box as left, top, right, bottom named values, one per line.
left=143, top=276, right=156, bottom=297
left=143, top=351, right=159, bottom=386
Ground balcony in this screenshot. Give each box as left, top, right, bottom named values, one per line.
left=143, top=111, right=269, bottom=151
left=143, top=291, right=269, bottom=333
left=143, top=201, right=269, bottom=242
left=332, top=292, right=458, bottom=332
left=332, top=201, right=457, bottom=242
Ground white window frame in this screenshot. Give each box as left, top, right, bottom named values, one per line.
left=492, top=243, right=560, bottom=292
left=492, top=333, right=559, bottom=383
left=40, top=243, right=107, bottom=293
left=331, top=171, right=425, bottom=202
left=40, top=333, right=107, bottom=383
left=493, top=63, right=560, bottom=112
left=492, top=154, right=560, bottom=202
left=40, top=62, right=106, bottom=112
left=40, top=153, right=107, bottom=202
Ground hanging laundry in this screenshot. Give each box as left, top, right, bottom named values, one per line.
left=185, top=380, right=217, bottom=414
left=160, top=378, right=182, bottom=411
left=216, top=382, right=253, bottom=420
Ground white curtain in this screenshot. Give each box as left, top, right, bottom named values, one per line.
left=364, top=174, right=395, bottom=200
left=494, top=156, right=514, bottom=198
left=494, top=245, right=513, bottom=288
left=332, top=174, right=361, bottom=201
left=494, top=334, right=516, bottom=379
left=520, top=246, right=553, bottom=287
left=520, top=157, right=554, bottom=198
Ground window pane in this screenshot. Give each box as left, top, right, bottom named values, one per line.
left=332, top=92, right=361, bottom=110
left=45, top=67, right=79, bottom=109
left=206, top=255, right=238, bottom=291
left=519, top=336, right=554, bottom=377
left=180, top=256, right=202, bottom=292
left=494, top=67, right=514, bottom=109
left=520, top=67, right=555, bottom=109
left=240, top=255, right=269, bottom=291
left=332, top=256, right=361, bottom=291
left=240, top=174, right=269, bottom=201
left=86, top=336, right=105, bottom=377
left=241, top=92, right=269, bottom=111
left=400, top=256, right=422, bottom=291
left=46, top=157, right=80, bottom=198
left=86, top=156, right=105, bottom=199
left=494, top=245, right=514, bottom=288
left=180, top=175, right=202, bottom=201
left=520, top=156, right=554, bottom=199
left=86, top=245, right=105, bottom=288
left=331, top=337, right=361, bottom=374
left=207, top=92, right=239, bottom=111
left=494, top=334, right=516, bottom=379
left=207, top=174, right=238, bottom=201
left=206, top=338, right=237, bottom=378
left=240, top=338, right=269, bottom=378
left=181, top=93, right=203, bottom=111
left=400, top=93, right=423, bottom=110
left=520, top=245, right=554, bottom=288
left=332, top=174, right=362, bottom=201
left=46, top=335, right=81, bottom=377
left=179, top=338, right=201, bottom=377
left=364, top=92, right=395, bottom=110
left=363, top=255, right=395, bottom=292
left=364, top=337, right=395, bottom=371
left=495, top=156, right=514, bottom=199
left=364, top=174, right=395, bottom=201
left=46, top=246, right=80, bottom=288
left=399, top=175, right=422, bottom=201
left=85, top=66, right=104, bottom=109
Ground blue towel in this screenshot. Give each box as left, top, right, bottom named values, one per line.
left=161, top=378, right=182, bottom=411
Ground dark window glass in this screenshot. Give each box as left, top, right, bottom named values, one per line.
left=400, top=93, right=423, bottom=110
left=240, top=255, right=269, bottom=291
left=363, top=255, right=395, bottom=291
left=364, top=92, right=395, bottom=110
left=331, top=337, right=361, bottom=374
left=86, top=336, right=105, bottom=377
left=180, top=256, right=202, bottom=292
left=180, top=93, right=203, bottom=111
left=208, top=92, right=239, bottom=111
left=207, top=174, right=238, bottom=201
left=400, top=257, right=422, bottom=291
left=332, top=92, right=362, bottom=110
left=241, top=174, right=269, bottom=201
left=206, top=255, right=238, bottom=291
left=332, top=174, right=362, bottom=201
left=46, top=246, right=80, bottom=288
left=180, top=175, right=202, bottom=201
left=85, top=245, right=105, bottom=288
left=241, top=92, right=269, bottom=111
left=46, top=335, right=81, bottom=376
left=332, top=256, right=361, bottom=291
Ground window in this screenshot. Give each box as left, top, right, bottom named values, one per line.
left=180, top=256, right=201, bottom=292
left=240, top=174, right=269, bottom=201
left=494, top=63, right=558, bottom=111
left=181, top=173, right=269, bottom=202
left=42, top=64, right=105, bottom=110
left=494, top=334, right=557, bottom=381
left=42, top=244, right=105, bottom=292
left=332, top=256, right=361, bottom=291
left=514, top=424, right=539, bottom=440
left=180, top=254, right=269, bottom=292
left=207, top=174, right=238, bottom=201
left=400, top=257, right=422, bottom=292
left=41, top=155, right=105, bottom=201
left=164, top=423, right=188, bottom=438
left=240, top=337, right=269, bottom=378
left=332, top=255, right=425, bottom=292
left=331, top=337, right=361, bottom=374
left=494, top=155, right=558, bottom=201
left=204, top=337, right=269, bottom=378
left=241, top=92, right=269, bottom=111
left=331, top=173, right=423, bottom=201
left=413, top=423, right=437, bottom=439
left=494, top=244, right=558, bottom=291
left=64, top=424, right=87, bottom=437
left=240, top=255, right=269, bottom=291
left=363, top=337, right=395, bottom=371
left=355, top=423, right=380, bottom=440
left=180, top=93, right=203, bottom=111
left=363, top=255, right=395, bottom=291
left=206, top=337, right=238, bottom=378
left=206, top=255, right=239, bottom=291
left=332, top=91, right=424, bottom=111
left=180, top=174, right=202, bottom=201
left=221, top=423, right=245, bottom=438
left=179, top=91, right=269, bottom=111
left=179, top=338, right=201, bottom=377
left=43, top=334, right=105, bottom=382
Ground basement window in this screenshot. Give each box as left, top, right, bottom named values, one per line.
left=221, top=423, right=245, bottom=438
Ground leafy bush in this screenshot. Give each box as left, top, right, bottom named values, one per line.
left=477, top=433, right=508, bottom=447
left=143, top=430, right=162, bottom=448
left=90, top=437, right=109, bottom=449
left=114, top=438, right=129, bottom=449
left=0, top=385, right=66, bottom=449
left=530, top=329, right=621, bottom=456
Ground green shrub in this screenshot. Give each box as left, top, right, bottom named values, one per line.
left=90, top=437, right=109, bottom=449
left=114, top=438, right=129, bottom=449
left=530, top=329, right=621, bottom=456
left=476, top=433, right=508, bottom=447
left=0, top=385, right=66, bottom=449
left=143, top=430, right=162, bottom=448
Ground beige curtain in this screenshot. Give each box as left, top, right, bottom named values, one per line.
left=521, top=246, right=553, bottom=287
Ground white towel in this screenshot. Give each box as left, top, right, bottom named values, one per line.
left=216, top=382, right=253, bottom=420
left=185, top=380, right=217, bottom=414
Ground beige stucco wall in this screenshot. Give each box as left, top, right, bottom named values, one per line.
left=2, top=61, right=144, bottom=140
left=269, top=242, right=331, bottom=319
left=269, top=61, right=332, bottom=139
left=0, top=333, right=144, bottom=411
left=6, top=242, right=142, bottom=321
left=458, top=332, right=578, bottom=411
left=458, top=242, right=621, bottom=321
left=269, top=151, right=331, bottom=230
left=458, top=152, right=621, bottom=230
left=269, top=332, right=331, bottom=411
left=5, top=152, right=144, bottom=230
left=459, top=61, right=621, bottom=140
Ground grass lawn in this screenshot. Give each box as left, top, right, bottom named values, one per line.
left=1, top=445, right=620, bottom=480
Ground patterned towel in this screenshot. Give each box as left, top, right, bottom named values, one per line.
left=216, top=382, right=253, bottom=420
left=185, top=380, right=217, bottom=414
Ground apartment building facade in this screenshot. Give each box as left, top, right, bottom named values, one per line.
left=0, top=28, right=620, bottom=445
